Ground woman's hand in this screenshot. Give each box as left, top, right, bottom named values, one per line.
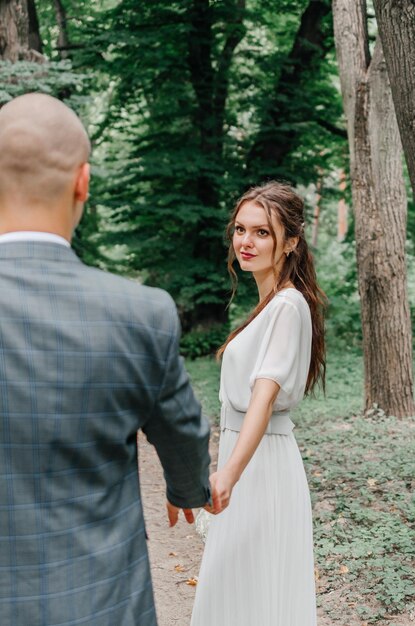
left=204, top=468, right=237, bottom=514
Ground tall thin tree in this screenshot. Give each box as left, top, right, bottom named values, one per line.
left=372, top=1, right=415, bottom=201
left=332, top=0, right=414, bottom=417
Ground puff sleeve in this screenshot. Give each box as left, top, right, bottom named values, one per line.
left=249, top=298, right=309, bottom=406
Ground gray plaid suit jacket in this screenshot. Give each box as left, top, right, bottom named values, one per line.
left=0, top=241, right=211, bottom=626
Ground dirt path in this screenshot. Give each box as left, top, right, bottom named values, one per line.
left=139, top=429, right=220, bottom=625
left=139, top=429, right=337, bottom=626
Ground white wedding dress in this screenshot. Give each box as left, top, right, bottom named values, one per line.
left=191, top=289, right=317, bottom=626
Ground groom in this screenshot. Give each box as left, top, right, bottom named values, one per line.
left=0, top=94, right=212, bottom=626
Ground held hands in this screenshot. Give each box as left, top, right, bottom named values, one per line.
left=204, top=468, right=236, bottom=515
left=166, top=468, right=236, bottom=525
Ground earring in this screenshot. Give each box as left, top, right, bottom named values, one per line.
left=286, top=250, right=291, bottom=257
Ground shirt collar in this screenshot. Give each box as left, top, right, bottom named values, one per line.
left=0, top=232, right=70, bottom=248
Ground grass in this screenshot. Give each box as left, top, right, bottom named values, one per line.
left=185, top=344, right=415, bottom=625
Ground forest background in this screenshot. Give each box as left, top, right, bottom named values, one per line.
left=0, top=0, right=415, bottom=623
left=1, top=0, right=414, bottom=353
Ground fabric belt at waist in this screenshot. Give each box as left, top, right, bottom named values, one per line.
left=220, top=404, right=295, bottom=436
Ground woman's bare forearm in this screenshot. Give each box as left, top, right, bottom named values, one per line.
left=224, top=378, right=280, bottom=483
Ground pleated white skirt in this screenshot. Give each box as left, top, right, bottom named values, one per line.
left=191, top=428, right=317, bottom=626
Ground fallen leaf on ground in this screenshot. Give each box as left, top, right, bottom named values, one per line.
left=174, top=564, right=185, bottom=573
left=186, top=578, right=198, bottom=586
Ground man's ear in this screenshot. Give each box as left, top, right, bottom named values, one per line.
left=74, top=163, right=90, bottom=202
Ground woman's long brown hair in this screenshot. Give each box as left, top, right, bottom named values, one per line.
left=217, top=181, right=326, bottom=395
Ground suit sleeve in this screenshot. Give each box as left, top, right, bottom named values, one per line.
left=142, top=300, right=211, bottom=509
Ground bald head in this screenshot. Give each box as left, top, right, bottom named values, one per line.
left=0, top=93, right=90, bottom=205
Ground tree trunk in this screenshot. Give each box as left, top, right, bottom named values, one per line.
left=0, top=0, right=44, bottom=61
left=188, top=0, right=245, bottom=207
left=185, top=0, right=245, bottom=328
left=53, top=0, right=69, bottom=59
left=27, top=0, right=42, bottom=53
left=187, top=0, right=216, bottom=207
left=333, top=0, right=415, bottom=417
left=212, top=0, right=245, bottom=153
left=311, top=178, right=322, bottom=248
left=372, top=1, right=415, bottom=201
left=0, top=0, right=29, bottom=60
left=337, top=170, right=348, bottom=241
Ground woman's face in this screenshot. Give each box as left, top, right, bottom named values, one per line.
left=232, top=201, right=288, bottom=276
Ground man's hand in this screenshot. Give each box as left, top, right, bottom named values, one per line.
left=166, top=501, right=195, bottom=527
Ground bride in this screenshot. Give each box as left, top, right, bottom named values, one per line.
left=191, top=181, right=325, bottom=626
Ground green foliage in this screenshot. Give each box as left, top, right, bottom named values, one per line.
left=180, top=324, right=229, bottom=359
left=86, top=0, right=233, bottom=323
left=303, top=173, right=363, bottom=345
left=186, top=355, right=221, bottom=420
left=0, top=59, right=85, bottom=105
left=308, top=409, right=415, bottom=623
left=317, top=239, right=362, bottom=343
left=302, top=390, right=415, bottom=623
left=71, top=0, right=346, bottom=326
left=3, top=0, right=345, bottom=330
left=35, top=0, right=117, bottom=64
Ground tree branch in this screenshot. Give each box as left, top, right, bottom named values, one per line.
left=248, top=0, right=331, bottom=175
left=316, top=118, right=347, bottom=138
